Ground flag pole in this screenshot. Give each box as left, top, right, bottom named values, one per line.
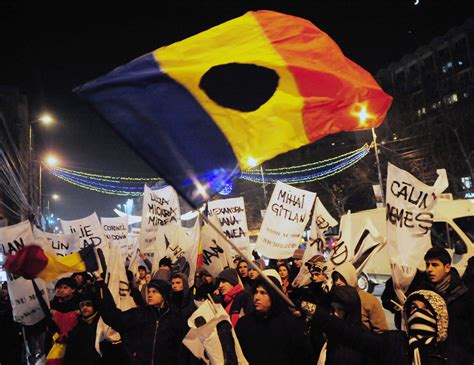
left=197, top=209, right=296, bottom=309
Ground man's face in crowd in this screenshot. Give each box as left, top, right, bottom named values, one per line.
left=79, top=300, right=95, bottom=318
left=330, top=302, right=346, bottom=319
left=171, top=277, right=184, bottom=292
left=254, top=286, right=272, bottom=313
left=138, top=269, right=146, bottom=279
left=147, top=287, right=164, bottom=307
left=73, top=275, right=84, bottom=286
left=57, top=285, right=75, bottom=301
left=248, top=268, right=259, bottom=280
left=159, top=264, right=171, bottom=272
left=218, top=280, right=234, bottom=296
left=333, top=273, right=347, bottom=287
left=425, top=259, right=451, bottom=284
left=311, top=270, right=326, bottom=283
left=293, top=258, right=302, bottom=269
left=238, top=262, right=248, bottom=278
left=145, top=273, right=152, bottom=284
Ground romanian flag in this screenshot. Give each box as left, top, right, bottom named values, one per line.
left=76, top=10, right=392, bottom=206
left=4, top=245, right=98, bottom=282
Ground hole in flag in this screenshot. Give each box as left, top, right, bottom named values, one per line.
left=199, top=63, right=279, bottom=112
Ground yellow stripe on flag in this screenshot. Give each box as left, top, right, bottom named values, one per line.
left=38, top=252, right=87, bottom=282
left=154, top=12, right=308, bottom=169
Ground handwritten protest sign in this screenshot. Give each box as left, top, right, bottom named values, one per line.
left=59, top=213, right=108, bottom=252
left=208, top=197, right=250, bottom=265
left=0, top=221, right=49, bottom=325
left=256, top=182, right=316, bottom=259
left=386, top=163, right=448, bottom=300
left=33, top=227, right=80, bottom=257
left=101, top=216, right=128, bottom=262
left=200, top=215, right=230, bottom=277
left=139, top=185, right=181, bottom=254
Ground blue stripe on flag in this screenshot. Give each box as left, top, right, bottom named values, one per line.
left=75, top=53, right=240, bottom=205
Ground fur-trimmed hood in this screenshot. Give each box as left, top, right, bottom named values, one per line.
left=404, top=290, right=448, bottom=343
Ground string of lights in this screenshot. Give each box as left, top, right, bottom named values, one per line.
left=50, top=144, right=372, bottom=195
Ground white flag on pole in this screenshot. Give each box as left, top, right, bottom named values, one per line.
left=386, top=163, right=448, bottom=302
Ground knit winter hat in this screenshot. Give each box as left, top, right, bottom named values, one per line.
left=216, top=268, right=239, bottom=286
left=292, top=248, right=305, bottom=260
left=404, top=290, right=448, bottom=343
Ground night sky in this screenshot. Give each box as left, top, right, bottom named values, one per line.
left=2, top=0, right=472, bottom=221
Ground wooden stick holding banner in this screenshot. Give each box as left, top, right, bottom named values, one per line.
left=198, top=210, right=296, bottom=309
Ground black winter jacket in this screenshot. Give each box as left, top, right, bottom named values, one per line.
left=312, top=307, right=470, bottom=365
left=64, top=314, right=103, bottom=365
left=437, top=269, right=474, bottom=361
left=95, top=280, right=187, bottom=365
left=235, top=310, right=314, bottom=365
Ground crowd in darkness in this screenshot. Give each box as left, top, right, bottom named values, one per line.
left=0, top=246, right=473, bottom=365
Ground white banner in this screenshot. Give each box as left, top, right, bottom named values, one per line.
left=351, top=219, right=385, bottom=275
left=200, top=215, right=230, bottom=278
left=256, top=182, right=316, bottom=259
left=208, top=197, right=251, bottom=265
left=163, top=224, right=200, bottom=285
left=0, top=221, right=49, bottom=325
left=96, top=244, right=136, bottom=352
left=309, top=197, right=338, bottom=240
left=33, top=226, right=80, bottom=257
left=386, top=163, right=448, bottom=299
left=59, top=212, right=108, bottom=252
left=183, top=300, right=248, bottom=365
left=138, top=185, right=181, bottom=253
left=101, top=216, right=128, bottom=261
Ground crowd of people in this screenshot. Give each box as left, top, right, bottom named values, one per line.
left=0, top=246, right=473, bottom=364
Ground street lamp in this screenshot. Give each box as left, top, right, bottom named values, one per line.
left=353, top=103, right=386, bottom=206
left=28, top=113, right=55, bottom=205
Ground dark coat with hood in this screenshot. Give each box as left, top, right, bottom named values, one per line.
left=433, top=268, right=474, bottom=361
left=170, top=273, right=197, bottom=321
left=64, top=313, right=103, bottom=365
left=95, top=279, right=187, bottom=365
left=321, top=286, right=370, bottom=365
left=235, top=276, right=314, bottom=365
left=382, top=269, right=429, bottom=329
left=312, top=289, right=469, bottom=365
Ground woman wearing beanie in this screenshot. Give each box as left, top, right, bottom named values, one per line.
left=307, top=289, right=468, bottom=364
left=94, top=278, right=187, bottom=364
left=215, top=268, right=254, bottom=327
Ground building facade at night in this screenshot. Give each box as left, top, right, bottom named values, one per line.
left=375, top=17, right=474, bottom=198
left=0, top=86, right=31, bottom=225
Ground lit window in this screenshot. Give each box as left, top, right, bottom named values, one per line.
left=461, top=176, right=473, bottom=190
left=444, top=93, right=458, bottom=105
